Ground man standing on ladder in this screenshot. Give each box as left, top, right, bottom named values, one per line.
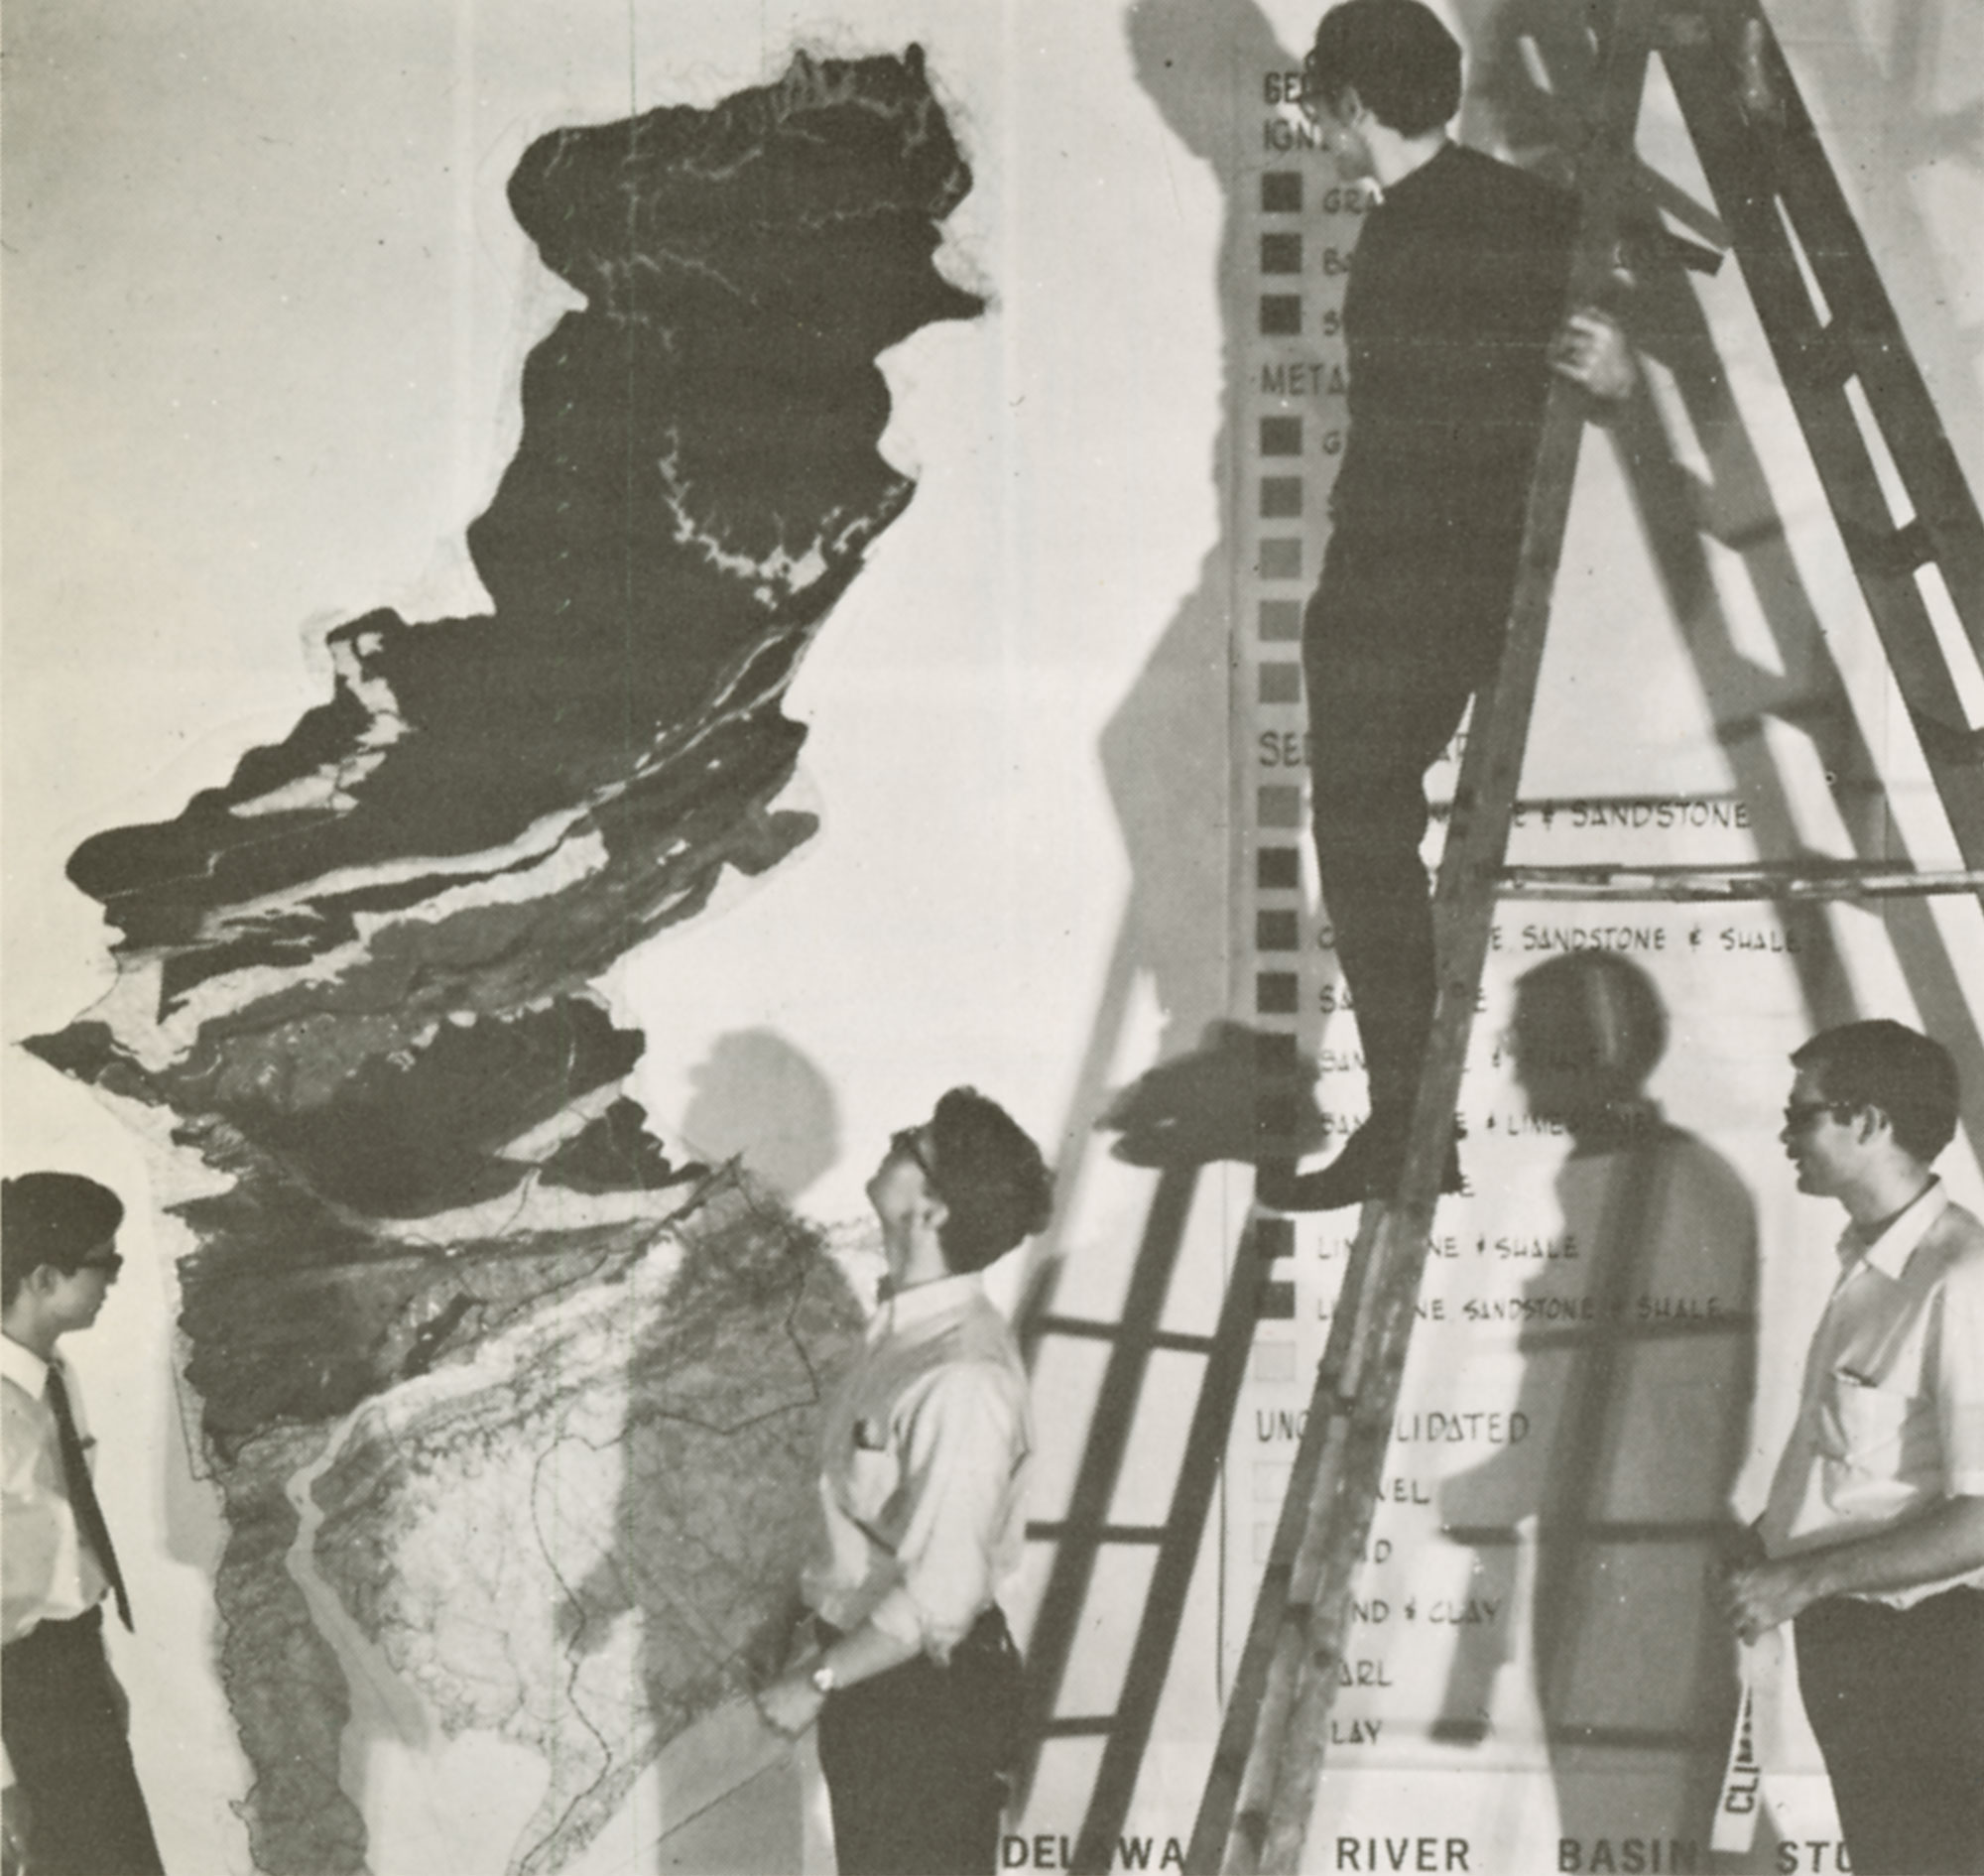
left=1729, top=1020, right=1984, bottom=1876
left=1270, top=0, right=1634, bottom=1209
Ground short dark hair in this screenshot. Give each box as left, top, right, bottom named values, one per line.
left=1792, top=1020, right=1960, bottom=1165
left=925, top=1087, right=1053, bottom=1274
left=1305, top=0, right=1463, bottom=137
left=1513, top=952, right=1669, bottom=1091
left=2, top=1173, right=125, bottom=1308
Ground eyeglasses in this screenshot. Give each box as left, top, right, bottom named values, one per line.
left=76, top=1251, right=123, bottom=1277
left=1782, top=1100, right=1854, bottom=1132
left=890, top=1128, right=941, bottom=1193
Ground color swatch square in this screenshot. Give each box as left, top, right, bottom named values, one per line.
left=1258, top=662, right=1302, bottom=705
left=1259, top=295, right=1302, bottom=335
left=1256, top=909, right=1300, bottom=951
left=1256, top=1458, right=1294, bottom=1501
left=1260, top=476, right=1303, bottom=518
left=1259, top=598, right=1302, bottom=639
left=1253, top=1343, right=1297, bottom=1385
left=1257, top=846, right=1301, bottom=890
left=1256, top=1217, right=1296, bottom=1258
left=1260, top=232, right=1302, bottom=274
left=1259, top=539, right=1302, bottom=580
left=1254, top=1033, right=1300, bottom=1076
left=1260, top=416, right=1302, bottom=455
left=1258, top=785, right=1302, bottom=827
left=1262, top=172, right=1302, bottom=213
left=1257, top=972, right=1299, bottom=1015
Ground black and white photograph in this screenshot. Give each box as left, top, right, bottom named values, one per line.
left=4, top=2, right=1982, bottom=1871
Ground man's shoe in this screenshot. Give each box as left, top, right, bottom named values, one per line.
left=1254, top=1119, right=1463, bottom=1212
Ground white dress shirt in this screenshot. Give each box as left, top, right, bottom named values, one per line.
left=1759, top=1182, right=1984, bottom=1607
left=2, top=1333, right=110, bottom=1646
left=3, top=1333, right=115, bottom=1790
left=802, top=1270, right=1032, bottom=1660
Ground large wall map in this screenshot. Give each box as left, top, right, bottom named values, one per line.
left=29, top=48, right=979, bottom=1876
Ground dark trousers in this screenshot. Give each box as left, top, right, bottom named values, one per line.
left=2, top=1608, right=165, bottom=1876
left=1794, top=1587, right=1984, bottom=1875
left=1302, top=538, right=1503, bottom=1118
left=816, top=1608, right=1022, bottom=1876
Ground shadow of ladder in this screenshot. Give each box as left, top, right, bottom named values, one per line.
left=1017, top=1159, right=1297, bottom=1876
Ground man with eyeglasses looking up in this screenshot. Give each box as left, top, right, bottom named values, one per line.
left=1726, top=1020, right=1984, bottom=1874
left=1266, top=0, right=1634, bottom=1209
left=2, top=1173, right=166, bottom=1876
left=755, top=1088, right=1053, bottom=1876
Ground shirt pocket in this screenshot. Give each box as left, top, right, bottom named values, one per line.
left=1821, top=1371, right=1913, bottom=1476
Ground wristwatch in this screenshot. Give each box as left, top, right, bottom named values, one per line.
left=809, top=1661, right=839, bottom=1696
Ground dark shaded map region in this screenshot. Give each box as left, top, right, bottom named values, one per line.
left=62, top=41, right=980, bottom=1005
left=27, top=45, right=980, bottom=1876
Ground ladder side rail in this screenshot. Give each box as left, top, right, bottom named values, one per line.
left=1185, top=1193, right=1390, bottom=1870
left=1741, top=8, right=1984, bottom=639
left=1254, top=1332, right=1403, bottom=1870
left=1068, top=1220, right=1278, bottom=1874
left=1242, top=10, right=1661, bottom=1863
left=1243, top=325, right=1616, bottom=1874
left=1659, top=32, right=1984, bottom=901
left=1019, top=1165, right=1202, bottom=1779
left=1223, top=1275, right=1385, bottom=1873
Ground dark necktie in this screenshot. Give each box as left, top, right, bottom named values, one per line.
left=44, top=1361, right=133, bottom=1630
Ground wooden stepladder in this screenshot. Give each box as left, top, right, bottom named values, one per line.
left=1190, top=3, right=1984, bottom=1872
left=1019, top=3, right=1984, bottom=1872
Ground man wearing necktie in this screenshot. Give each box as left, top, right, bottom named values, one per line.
left=2, top=1172, right=165, bottom=1876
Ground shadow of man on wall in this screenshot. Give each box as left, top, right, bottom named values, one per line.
left=1439, top=952, right=1775, bottom=1867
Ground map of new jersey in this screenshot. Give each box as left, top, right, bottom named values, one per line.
left=30, top=47, right=982, bottom=1876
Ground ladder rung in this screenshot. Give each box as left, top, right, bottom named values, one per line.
left=1801, top=320, right=1855, bottom=390
left=1033, top=1313, right=1219, bottom=1355
left=1028, top=1521, right=1171, bottom=1546
left=1882, top=517, right=1934, bottom=575
left=1544, top=1724, right=1718, bottom=1752
left=1039, top=1715, right=1117, bottom=1739
left=1839, top=513, right=1937, bottom=578
left=1444, top=1517, right=1738, bottom=1545
left=1496, top=861, right=1984, bottom=901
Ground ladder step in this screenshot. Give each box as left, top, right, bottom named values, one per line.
left=1034, top=1313, right=1218, bottom=1355
left=1028, top=1521, right=1171, bottom=1546
left=1039, top=1715, right=1118, bottom=1740
left=1496, top=861, right=1984, bottom=901
left=1802, top=320, right=1856, bottom=391
left=1873, top=516, right=1935, bottom=576
left=1444, top=1517, right=1738, bottom=1545
left=1837, top=514, right=1937, bottom=579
